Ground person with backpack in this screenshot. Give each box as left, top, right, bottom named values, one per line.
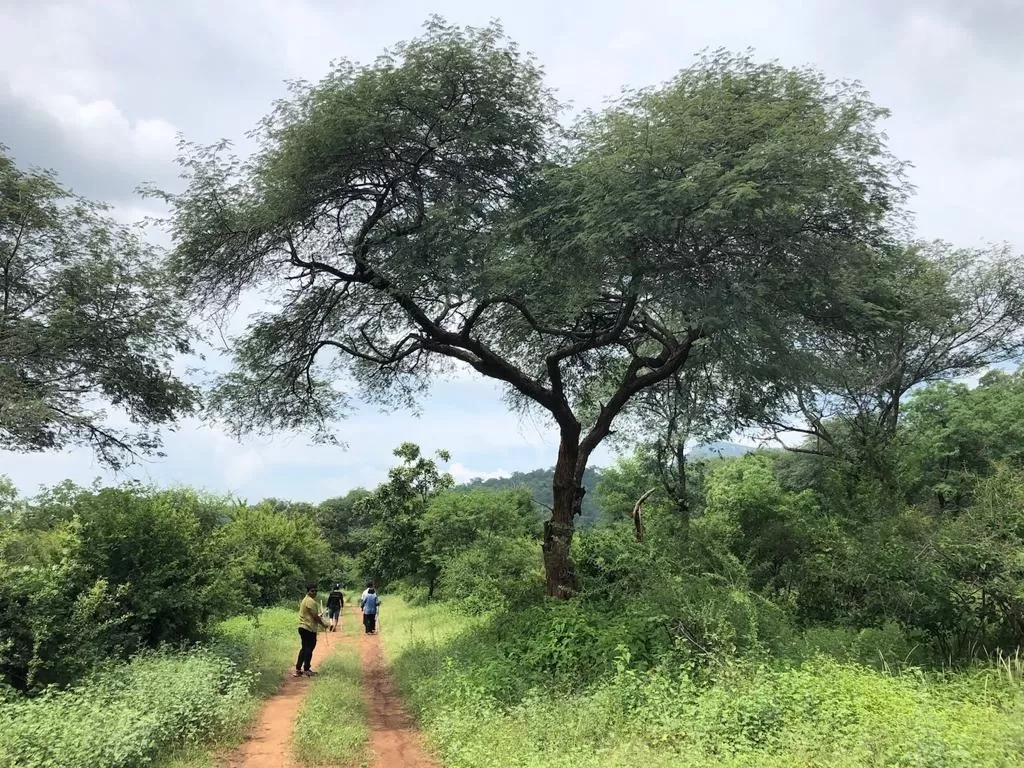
left=326, top=584, right=344, bottom=632
left=295, top=582, right=328, bottom=677
left=359, top=587, right=380, bottom=634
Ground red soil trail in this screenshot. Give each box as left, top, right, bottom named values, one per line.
left=224, top=615, right=344, bottom=768
left=359, top=623, right=439, bottom=768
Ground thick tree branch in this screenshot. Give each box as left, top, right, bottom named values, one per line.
left=576, top=329, right=700, bottom=475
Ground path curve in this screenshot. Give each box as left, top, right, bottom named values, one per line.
left=225, top=620, right=342, bottom=768
left=359, top=626, right=438, bottom=768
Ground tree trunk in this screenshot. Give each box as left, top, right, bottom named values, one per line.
left=675, top=441, right=690, bottom=527
left=631, top=489, right=656, bottom=542
left=544, top=428, right=583, bottom=598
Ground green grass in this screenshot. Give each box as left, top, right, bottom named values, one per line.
left=0, top=607, right=300, bottom=768
left=292, top=616, right=368, bottom=766
left=382, top=599, right=1024, bottom=768
left=155, top=607, right=301, bottom=767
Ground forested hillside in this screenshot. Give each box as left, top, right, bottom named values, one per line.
left=461, top=467, right=604, bottom=527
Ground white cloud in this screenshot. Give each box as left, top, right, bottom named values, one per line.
left=447, top=463, right=512, bottom=484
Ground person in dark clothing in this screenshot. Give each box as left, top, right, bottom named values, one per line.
left=295, top=583, right=327, bottom=677
left=326, top=584, right=344, bottom=632
left=359, top=587, right=380, bottom=634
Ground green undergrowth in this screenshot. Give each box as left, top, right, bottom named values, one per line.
left=292, top=617, right=368, bottom=766
left=382, top=599, right=1024, bottom=768
left=0, top=607, right=297, bottom=768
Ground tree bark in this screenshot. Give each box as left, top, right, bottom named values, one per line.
left=631, top=489, right=656, bottom=542
left=544, top=427, right=583, bottom=597
left=675, top=441, right=690, bottom=527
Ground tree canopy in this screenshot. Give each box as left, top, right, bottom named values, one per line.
left=766, top=242, right=1024, bottom=465
left=161, top=20, right=919, bottom=595
left=0, top=146, right=195, bottom=467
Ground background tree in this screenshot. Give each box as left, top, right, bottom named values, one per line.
left=359, top=442, right=453, bottom=594
left=901, top=367, right=1024, bottom=510
left=161, top=20, right=911, bottom=596
left=423, top=488, right=538, bottom=562
left=423, top=488, right=542, bottom=610
left=765, top=242, right=1024, bottom=486
left=217, top=500, right=334, bottom=607
left=0, top=146, right=195, bottom=467
left=315, top=488, right=373, bottom=557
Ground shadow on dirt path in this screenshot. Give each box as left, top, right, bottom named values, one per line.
left=358, top=625, right=439, bottom=768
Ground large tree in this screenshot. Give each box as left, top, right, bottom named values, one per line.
left=0, top=147, right=195, bottom=467
left=159, top=20, right=909, bottom=596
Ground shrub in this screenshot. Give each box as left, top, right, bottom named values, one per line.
left=0, top=606, right=298, bottom=768
left=386, top=600, right=1024, bottom=768
left=0, top=650, right=252, bottom=768
left=438, top=535, right=544, bottom=615
left=0, top=479, right=333, bottom=692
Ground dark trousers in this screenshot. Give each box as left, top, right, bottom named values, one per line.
left=296, top=628, right=317, bottom=671
left=363, top=612, right=376, bottom=633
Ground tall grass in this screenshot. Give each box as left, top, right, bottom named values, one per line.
left=0, top=607, right=298, bottom=768
left=383, top=600, right=1024, bottom=768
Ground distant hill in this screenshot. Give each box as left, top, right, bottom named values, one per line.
left=459, top=466, right=603, bottom=528
left=457, top=443, right=750, bottom=528
left=690, top=441, right=752, bottom=459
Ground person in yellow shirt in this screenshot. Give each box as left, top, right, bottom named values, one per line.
left=295, top=583, right=328, bottom=677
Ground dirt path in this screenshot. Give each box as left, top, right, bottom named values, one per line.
left=225, top=621, right=344, bottom=768
left=358, top=624, right=439, bottom=768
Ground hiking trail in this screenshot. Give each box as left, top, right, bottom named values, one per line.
left=359, top=627, right=438, bottom=768
left=223, top=605, right=437, bottom=768
left=225, top=622, right=344, bottom=768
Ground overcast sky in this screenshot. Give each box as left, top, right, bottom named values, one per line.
left=1, top=0, right=1022, bottom=501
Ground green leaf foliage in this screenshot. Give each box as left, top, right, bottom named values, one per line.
left=159, top=20, right=917, bottom=595
left=0, top=146, right=195, bottom=468
left=0, top=480, right=334, bottom=692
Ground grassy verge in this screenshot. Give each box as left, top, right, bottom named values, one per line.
left=292, top=614, right=368, bottom=766
left=0, top=607, right=299, bottom=768
left=156, top=607, right=299, bottom=768
left=211, top=607, right=299, bottom=699
left=382, top=600, right=1024, bottom=768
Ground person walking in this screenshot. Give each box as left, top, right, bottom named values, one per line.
left=326, top=584, right=344, bottom=632
left=295, top=582, right=328, bottom=677
left=359, top=587, right=380, bottom=634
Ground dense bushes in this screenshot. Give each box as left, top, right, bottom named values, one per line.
left=0, top=481, right=335, bottom=692
left=385, top=600, right=1024, bottom=768
left=585, top=369, right=1024, bottom=667
left=0, top=607, right=297, bottom=768
left=0, top=650, right=251, bottom=768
